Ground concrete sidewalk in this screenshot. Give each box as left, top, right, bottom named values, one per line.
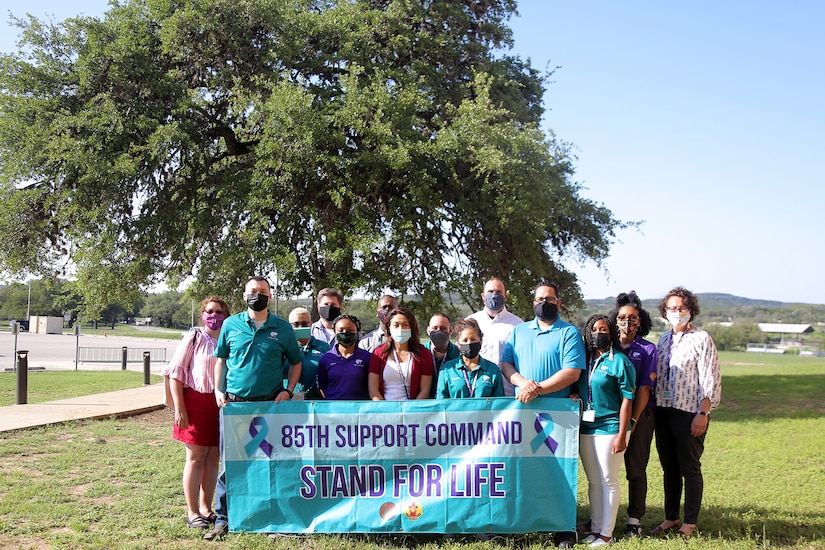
left=0, top=383, right=166, bottom=433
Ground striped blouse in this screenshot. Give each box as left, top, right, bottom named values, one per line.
left=161, top=327, right=218, bottom=395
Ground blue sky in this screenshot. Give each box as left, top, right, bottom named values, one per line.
left=2, top=1, right=823, bottom=304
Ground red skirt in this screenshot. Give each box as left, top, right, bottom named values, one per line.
left=172, top=386, right=220, bottom=447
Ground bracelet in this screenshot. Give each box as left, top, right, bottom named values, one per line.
left=282, top=388, right=294, bottom=399
left=697, top=411, right=709, bottom=417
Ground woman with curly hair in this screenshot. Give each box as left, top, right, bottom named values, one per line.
left=649, top=287, right=721, bottom=539
left=608, top=291, right=658, bottom=537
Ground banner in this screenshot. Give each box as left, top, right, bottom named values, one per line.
left=223, top=398, right=580, bottom=534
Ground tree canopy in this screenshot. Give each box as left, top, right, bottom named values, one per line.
left=0, top=0, right=628, bottom=320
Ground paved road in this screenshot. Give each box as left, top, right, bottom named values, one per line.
left=0, top=331, right=185, bottom=373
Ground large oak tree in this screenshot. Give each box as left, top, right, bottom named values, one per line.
left=0, top=0, right=628, bottom=319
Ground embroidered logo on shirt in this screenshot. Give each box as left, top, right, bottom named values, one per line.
left=268, top=331, right=279, bottom=339
left=631, top=351, right=641, bottom=359
left=355, top=359, right=365, bottom=368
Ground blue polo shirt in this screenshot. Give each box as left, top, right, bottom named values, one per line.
left=215, top=311, right=301, bottom=399
left=500, top=317, right=585, bottom=398
left=316, top=345, right=371, bottom=400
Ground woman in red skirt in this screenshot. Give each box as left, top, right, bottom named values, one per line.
left=163, top=295, right=229, bottom=528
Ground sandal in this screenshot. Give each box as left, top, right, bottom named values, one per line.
left=648, top=520, right=680, bottom=535
left=678, top=523, right=697, bottom=538
left=186, top=515, right=211, bottom=529
left=204, top=513, right=217, bottom=524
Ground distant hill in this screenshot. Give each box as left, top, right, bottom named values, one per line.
left=580, top=293, right=825, bottom=326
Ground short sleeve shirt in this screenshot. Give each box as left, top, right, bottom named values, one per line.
left=316, top=345, right=371, bottom=400
left=436, top=357, right=504, bottom=399
left=501, top=317, right=586, bottom=398
left=581, top=350, right=636, bottom=435
left=215, top=311, right=301, bottom=399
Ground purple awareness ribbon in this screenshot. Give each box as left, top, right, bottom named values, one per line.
left=244, top=416, right=273, bottom=458
left=531, top=412, right=559, bottom=454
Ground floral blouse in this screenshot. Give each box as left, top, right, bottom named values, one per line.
left=655, top=327, right=721, bottom=413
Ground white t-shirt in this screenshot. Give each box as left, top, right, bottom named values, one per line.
left=382, top=354, right=412, bottom=400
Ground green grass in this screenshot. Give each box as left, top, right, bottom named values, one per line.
left=0, top=371, right=163, bottom=406
left=77, top=325, right=187, bottom=340
left=0, top=352, right=823, bottom=548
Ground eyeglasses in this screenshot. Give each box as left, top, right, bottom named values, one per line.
left=665, top=306, right=690, bottom=313
left=291, top=321, right=311, bottom=327
left=533, top=296, right=559, bottom=304
left=617, top=315, right=640, bottom=322
left=204, top=309, right=224, bottom=314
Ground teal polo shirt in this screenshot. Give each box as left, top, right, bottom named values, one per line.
left=425, top=340, right=460, bottom=397
left=215, top=311, right=301, bottom=399
left=500, top=317, right=586, bottom=398
left=283, top=336, right=331, bottom=400
left=436, top=357, right=504, bottom=399
left=580, top=350, right=636, bottom=435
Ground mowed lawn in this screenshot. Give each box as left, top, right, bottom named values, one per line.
left=0, top=352, right=823, bottom=549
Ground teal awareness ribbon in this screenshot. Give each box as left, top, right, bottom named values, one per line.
left=531, top=412, right=559, bottom=454
left=244, top=416, right=273, bottom=458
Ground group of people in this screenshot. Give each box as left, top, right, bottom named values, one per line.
left=161, top=276, right=721, bottom=545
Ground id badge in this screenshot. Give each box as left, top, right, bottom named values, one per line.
left=582, top=409, right=596, bottom=423
left=661, top=390, right=673, bottom=400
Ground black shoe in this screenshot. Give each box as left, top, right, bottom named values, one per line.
left=625, top=524, right=642, bottom=537
left=204, top=523, right=227, bottom=541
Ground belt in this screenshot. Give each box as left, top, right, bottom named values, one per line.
left=225, top=390, right=280, bottom=402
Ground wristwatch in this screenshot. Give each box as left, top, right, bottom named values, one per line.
left=697, top=411, right=709, bottom=417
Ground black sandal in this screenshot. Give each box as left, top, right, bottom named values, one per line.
left=186, top=515, right=211, bottom=529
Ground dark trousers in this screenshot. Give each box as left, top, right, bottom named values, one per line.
left=654, top=407, right=705, bottom=525
left=213, top=409, right=228, bottom=526
left=624, top=407, right=655, bottom=521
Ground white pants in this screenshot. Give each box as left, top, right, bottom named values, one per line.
left=580, top=433, right=625, bottom=538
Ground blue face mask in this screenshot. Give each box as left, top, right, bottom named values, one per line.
left=484, top=293, right=505, bottom=312
left=391, top=328, right=412, bottom=344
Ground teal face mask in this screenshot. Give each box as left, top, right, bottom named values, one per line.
left=293, top=327, right=312, bottom=340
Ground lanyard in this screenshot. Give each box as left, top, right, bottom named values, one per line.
left=461, top=367, right=480, bottom=397
left=587, top=353, right=608, bottom=407
left=393, top=349, right=412, bottom=399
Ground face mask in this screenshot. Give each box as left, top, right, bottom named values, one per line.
left=319, top=305, right=341, bottom=322
left=377, top=308, right=391, bottom=325
left=667, top=311, right=690, bottom=328
left=458, top=341, right=482, bottom=359
left=293, top=327, right=311, bottom=340
left=335, top=331, right=358, bottom=347
left=246, top=293, right=269, bottom=312
left=428, top=330, right=451, bottom=350
left=591, top=332, right=611, bottom=350
left=616, top=319, right=638, bottom=334
left=533, top=301, right=558, bottom=322
left=391, top=328, right=412, bottom=345
left=202, top=312, right=226, bottom=331
left=484, top=293, right=505, bottom=312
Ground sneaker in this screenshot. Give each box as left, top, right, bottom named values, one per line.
left=625, top=523, right=642, bottom=537
left=203, top=523, right=227, bottom=541
left=582, top=534, right=597, bottom=543
left=590, top=537, right=613, bottom=547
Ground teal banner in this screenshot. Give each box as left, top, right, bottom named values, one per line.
left=223, top=398, right=580, bottom=534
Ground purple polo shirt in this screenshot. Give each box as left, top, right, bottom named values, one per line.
left=316, top=345, right=371, bottom=400
left=624, top=335, right=658, bottom=408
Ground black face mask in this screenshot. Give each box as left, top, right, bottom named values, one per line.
left=246, top=293, right=269, bottom=312
left=428, top=330, right=451, bottom=350
left=592, top=332, right=611, bottom=350
left=319, top=305, right=341, bottom=322
left=533, top=301, right=558, bottom=322
left=458, top=342, right=482, bottom=359
left=335, top=331, right=358, bottom=347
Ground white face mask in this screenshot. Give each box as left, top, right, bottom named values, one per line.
left=667, top=311, right=690, bottom=328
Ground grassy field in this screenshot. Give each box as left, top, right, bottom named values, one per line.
left=0, top=352, right=823, bottom=549
left=0, top=371, right=163, bottom=406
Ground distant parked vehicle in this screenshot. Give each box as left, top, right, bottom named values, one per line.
left=9, top=319, right=30, bottom=331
